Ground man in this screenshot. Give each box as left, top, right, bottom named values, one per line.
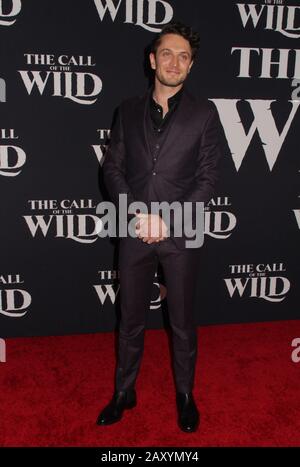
left=97, top=22, right=223, bottom=433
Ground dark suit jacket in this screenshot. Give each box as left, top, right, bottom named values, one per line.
left=102, top=85, right=223, bottom=249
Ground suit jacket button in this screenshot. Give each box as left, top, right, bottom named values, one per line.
left=152, top=171, right=157, bottom=175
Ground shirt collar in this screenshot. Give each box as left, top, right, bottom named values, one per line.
left=150, top=85, right=184, bottom=111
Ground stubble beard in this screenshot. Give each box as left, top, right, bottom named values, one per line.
left=156, top=71, right=186, bottom=88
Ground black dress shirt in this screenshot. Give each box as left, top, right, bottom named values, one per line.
left=149, top=86, right=183, bottom=132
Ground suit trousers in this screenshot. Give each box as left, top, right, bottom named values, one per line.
left=115, top=235, right=202, bottom=393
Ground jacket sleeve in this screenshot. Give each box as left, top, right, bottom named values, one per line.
left=102, top=104, right=136, bottom=209
left=168, top=102, right=223, bottom=236
left=180, top=101, right=222, bottom=205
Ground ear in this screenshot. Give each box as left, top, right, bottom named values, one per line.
left=149, top=52, right=156, bottom=70
left=188, top=60, right=194, bottom=73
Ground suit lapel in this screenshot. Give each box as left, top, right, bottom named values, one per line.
left=142, top=87, right=153, bottom=159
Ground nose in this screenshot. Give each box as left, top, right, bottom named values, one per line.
left=170, top=55, right=179, bottom=68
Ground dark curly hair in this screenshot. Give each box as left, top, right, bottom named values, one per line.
left=150, top=22, right=200, bottom=61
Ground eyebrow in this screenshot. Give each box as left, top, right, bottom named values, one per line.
left=159, top=48, right=191, bottom=56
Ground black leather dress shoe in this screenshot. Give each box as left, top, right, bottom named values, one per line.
left=96, top=389, right=137, bottom=425
left=176, top=392, right=200, bottom=433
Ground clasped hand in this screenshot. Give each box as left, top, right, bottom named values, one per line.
left=135, top=213, right=168, bottom=244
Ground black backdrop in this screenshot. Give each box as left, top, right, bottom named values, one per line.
left=0, top=0, right=299, bottom=338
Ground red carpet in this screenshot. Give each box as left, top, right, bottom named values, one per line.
left=0, top=320, right=300, bottom=447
